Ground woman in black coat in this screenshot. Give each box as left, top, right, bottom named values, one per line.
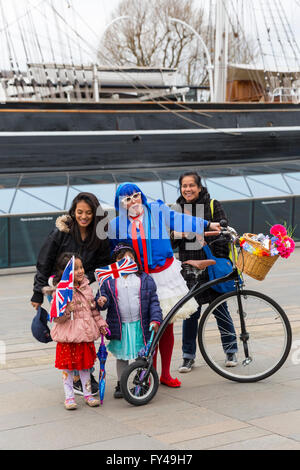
left=171, top=171, right=237, bottom=373
left=31, top=192, right=110, bottom=307
left=30, top=192, right=111, bottom=394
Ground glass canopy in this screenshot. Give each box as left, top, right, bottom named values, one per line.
left=1, top=161, right=300, bottom=214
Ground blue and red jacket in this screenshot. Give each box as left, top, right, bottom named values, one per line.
left=96, top=272, right=162, bottom=344
left=109, top=198, right=208, bottom=271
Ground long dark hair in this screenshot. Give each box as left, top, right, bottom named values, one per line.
left=68, top=192, right=108, bottom=250
left=53, top=252, right=83, bottom=286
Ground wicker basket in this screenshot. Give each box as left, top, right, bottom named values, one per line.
left=236, top=233, right=279, bottom=281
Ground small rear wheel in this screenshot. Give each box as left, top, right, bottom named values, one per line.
left=120, top=359, right=159, bottom=406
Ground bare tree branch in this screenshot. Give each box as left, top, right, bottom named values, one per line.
left=98, top=0, right=258, bottom=86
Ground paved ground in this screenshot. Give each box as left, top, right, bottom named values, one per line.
left=0, top=250, right=300, bottom=450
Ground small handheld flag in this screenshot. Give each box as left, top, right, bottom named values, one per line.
left=95, top=256, right=138, bottom=290
left=48, top=256, right=74, bottom=321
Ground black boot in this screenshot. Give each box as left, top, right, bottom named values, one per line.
left=114, top=381, right=123, bottom=399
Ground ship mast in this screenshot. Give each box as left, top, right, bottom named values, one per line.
left=214, top=0, right=229, bottom=102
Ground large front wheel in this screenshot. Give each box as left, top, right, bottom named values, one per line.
left=198, top=290, right=292, bottom=383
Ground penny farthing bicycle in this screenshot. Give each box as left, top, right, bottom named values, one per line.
left=120, top=222, right=292, bottom=406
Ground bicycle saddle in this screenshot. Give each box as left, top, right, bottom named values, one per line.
left=183, top=259, right=216, bottom=270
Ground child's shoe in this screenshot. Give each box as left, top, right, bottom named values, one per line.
left=64, top=398, right=77, bottom=410
left=84, top=395, right=100, bottom=407
left=114, top=381, right=123, bottom=399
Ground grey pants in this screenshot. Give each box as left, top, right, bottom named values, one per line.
left=116, top=359, right=129, bottom=381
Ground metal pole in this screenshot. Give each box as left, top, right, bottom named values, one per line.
left=168, top=17, right=214, bottom=102
left=214, top=0, right=229, bottom=102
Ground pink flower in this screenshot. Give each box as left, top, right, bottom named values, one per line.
left=270, top=224, right=287, bottom=237
left=275, top=236, right=295, bottom=258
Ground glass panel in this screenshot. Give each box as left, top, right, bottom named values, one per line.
left=19, top=174, right=67, bottom=187
left=65, top=187, right=80, bottom=210
left=70, top=184, right=116, bottom=208
left=21, top=187, right=67, bottom=211
left=207, top=177, right=252, bottom=199
left=131, top=181, right=163, bottom=201
left=163, top=180, right=180, bottom=204
left=156, top=170, right=182, bottom=181
left=0, top=176, right=20, bottom=189
left=246, top=175, right=292, bottom=198
left=0, top=217, right=8, bottom=268
left=284, top=173, right=300, bottom=196
left=69, top=173, right=115, bottom=186
left=206, top=179, right=248, bottom=201
left=293, top=197, right=300, bottom=242
left=222, top=200, right=253, bottom=235
left=0, top=188, right=15, bottom=213
left=253, top=198, right=293, bottom=235
left=9, top=214, right=58, bottom=267
left=11, top=189, right=62, bottom=214
left=114, top=172, right=159, bottom=183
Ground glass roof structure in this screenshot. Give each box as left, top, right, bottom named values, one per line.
left=1, top=160, right=300, bottom=215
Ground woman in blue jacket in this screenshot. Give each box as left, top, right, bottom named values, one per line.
left=97, top=243, right=162, bottom=398
left=107, top=183, right=220, bottom=388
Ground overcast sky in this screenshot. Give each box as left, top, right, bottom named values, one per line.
left=1, top=0, right=300, bottom=71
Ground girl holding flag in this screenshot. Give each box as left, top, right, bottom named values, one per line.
left=50, top=252, right=108, bottom=410
left=108, top=183, right=220, bottom=388
left=97, top=244, right=162, bottom=399
left=31, top=192, right=110, bottom=396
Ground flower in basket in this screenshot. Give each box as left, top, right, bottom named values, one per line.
left=270, top=224, right=287, bottom=237
left=239, top=237, right=246, bottom=247
left=275, top=236, right=295, bottom=259
left=270, top=224, right=295, bottom=259
left=261, top=250, right=270, bottom=257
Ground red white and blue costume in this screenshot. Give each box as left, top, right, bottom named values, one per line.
left=108, top=183, right=210, bottom=387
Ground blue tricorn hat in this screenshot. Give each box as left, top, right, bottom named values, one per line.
left=31, top=306, right=53, bottom=343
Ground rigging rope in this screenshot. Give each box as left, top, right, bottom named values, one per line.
left=260, top=0, right=281, bottom=91
left=226, top=0, right=263, bottom=99
left=252, top=1, right=272, bottom=92
left=275, top=0, right=300, bottom=75
left=266, top=0, right=290, bottom=73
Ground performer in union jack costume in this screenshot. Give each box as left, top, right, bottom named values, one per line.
left=49, top=256, right=74, bottom=321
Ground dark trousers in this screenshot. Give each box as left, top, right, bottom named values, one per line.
left=182, top=302, right=238, bottom=360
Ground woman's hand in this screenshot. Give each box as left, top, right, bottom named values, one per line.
left=97, top=296, right=107, bottom=308
left=31, top=302, right=41, bottom=310
left=171, top=230, right=189, bottom=240
left=209, top=222, right=221, bottom=232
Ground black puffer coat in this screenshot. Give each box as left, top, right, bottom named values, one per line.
left=172, top=188, right=229, bottom=305
left=31, top=214, right=110, bottom=304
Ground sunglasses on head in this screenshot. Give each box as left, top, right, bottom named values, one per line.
left=121, top=192, right=142, bottom=205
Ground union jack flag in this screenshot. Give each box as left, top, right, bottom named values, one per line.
left=95, top=256, right=138, bottom=289
left=48, top=256, right=74, bottom=321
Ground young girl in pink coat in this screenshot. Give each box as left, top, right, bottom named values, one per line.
left=51, top=252, right=108, bottom=410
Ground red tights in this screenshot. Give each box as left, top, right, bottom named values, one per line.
left=152, top=323, right=175, bottom=381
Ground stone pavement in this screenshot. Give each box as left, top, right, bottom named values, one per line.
left=0, top=250, right=300, bottom=450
